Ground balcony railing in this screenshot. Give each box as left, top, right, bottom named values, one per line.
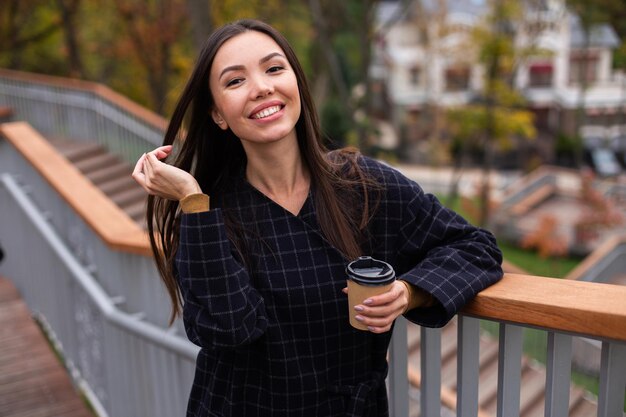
left=1, top=71, right=625, bottom=417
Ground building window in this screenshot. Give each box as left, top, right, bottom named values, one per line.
left=445, top=66, right=470, bottom=92
left=409, top=66, right=421, bottom=86
left=529, top=63, right=553, bottom=87
left=569, top=52, right=598, bottom=85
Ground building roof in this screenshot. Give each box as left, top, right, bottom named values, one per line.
left=377, top=0, right=621, bottom=50
left=569, top=14, right=621, bottom=49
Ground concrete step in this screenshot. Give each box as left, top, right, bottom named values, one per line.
left=110, top=187, right=146, bottom=207
left=54, top=141, right=105, bottom=163
left=46, top=136, right=147, bottom=229
left=86, top=164, right=132, bottom=185
left=74, top=153, right=121, bottom=174
left=99, top=176, right=139, bottom=195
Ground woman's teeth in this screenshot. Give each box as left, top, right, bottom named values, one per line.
left=253, top=105, right=281, bottom=119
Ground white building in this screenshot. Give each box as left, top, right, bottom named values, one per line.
left=371, top=0, right=625, bottom=160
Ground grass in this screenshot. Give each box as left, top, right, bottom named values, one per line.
left=497, top=241, right=582, bottom=278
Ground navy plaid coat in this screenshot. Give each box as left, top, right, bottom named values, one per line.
left=175, top=157, right=503, bottom=417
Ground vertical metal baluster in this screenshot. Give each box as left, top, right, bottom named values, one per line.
left=497, top=323, right=522, bottom=417
left=457, top=315, right=480, bottom=417
left=544, top=332, right=572, bottom=417
left=421, top=326, right=442, bottom=417
left=389, top=316, right=409, bottom=417
left=598, top=341, right=626, bottom=417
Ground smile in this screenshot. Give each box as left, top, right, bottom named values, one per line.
left=251, top=105, right=282, bottom=119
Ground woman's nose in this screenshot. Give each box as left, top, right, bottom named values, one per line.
left=250, top=75, right=274, bottom=99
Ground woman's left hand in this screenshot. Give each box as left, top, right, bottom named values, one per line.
left=343, top=282, right=409, bottom=334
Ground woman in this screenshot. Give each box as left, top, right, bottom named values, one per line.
left=133, top=19, right=502, bottom=417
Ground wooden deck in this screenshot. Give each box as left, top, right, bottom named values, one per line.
left=0, top=276, right=94, bottom=417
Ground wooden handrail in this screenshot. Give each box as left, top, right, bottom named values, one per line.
left=0, top=122, right=151, bottom=256
left=0, top=68, right=168, bottom=132
left=463, top=273, right=626, bottom=342
left=2, top=121, right=626, bottom=342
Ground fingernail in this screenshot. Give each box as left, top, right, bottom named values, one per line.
left=354, top=306, right=364, bottom=312
left=363, top=299, right=373, bottom=305
left=367, top=326, right=376, bottom=332
left=355, top=315, right=364, bottom=322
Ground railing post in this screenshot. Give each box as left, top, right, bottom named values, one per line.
left=497, top=323, right=523, bottom=417
left=421, top=326, right=441, bottom=417
left=598, top=341, right=626, bottom=417
left=457, top=315, right=480, bottom=417
left=544, top=332, right=572, bottom=417
left=388, top=316, right=409, bottom=417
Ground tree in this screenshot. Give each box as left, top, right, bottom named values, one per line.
left=406, top=0, right=451, bottom=163
left=445, top=1, right=537, bottom=226
left=56, top=0, right=86, bottom=78
left=185, top=0, right=212, bottom=53
left=306, top=0, right=382, bottom=148
left=0, top=0, right=61, bottom=70
left=113, top=0, right=189, bottom=114
left=566, top=0, right=612, bottom=167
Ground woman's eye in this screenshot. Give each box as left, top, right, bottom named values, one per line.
left=267, top=66, right=284, bottom=73
left=226, top=78, right=243, bottom=87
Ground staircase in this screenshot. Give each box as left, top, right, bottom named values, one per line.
left=47, top=138, right=147, bottom=227
left=407, top=319, right=598, bottom=417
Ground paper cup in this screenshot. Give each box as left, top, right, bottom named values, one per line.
left=346, top=256, right=396, bottom=330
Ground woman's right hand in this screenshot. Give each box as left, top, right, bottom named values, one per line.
left=132, top=145, right=202, bottom=201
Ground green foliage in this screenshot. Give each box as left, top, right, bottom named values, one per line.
left=0, top=2, right=64, bottom=73
left=614, top=41, right=626, bottom=70
left=447, top=105, right=536, bottom=152
left=0, top=0, right=382, bottom=129
left=211, top=1, right=315, bottom=77
left=321, top=97, right=352, bottom=147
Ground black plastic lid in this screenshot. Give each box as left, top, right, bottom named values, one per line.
left=346, top=256, right=395, bottom=286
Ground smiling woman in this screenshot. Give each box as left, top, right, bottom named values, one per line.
left=131, top=19, right=503, bottom=417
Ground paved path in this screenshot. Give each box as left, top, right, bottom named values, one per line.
left=0, top=276, right=93, bottom=417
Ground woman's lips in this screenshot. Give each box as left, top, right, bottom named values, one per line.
left=251, top=105, right=282, bottom=119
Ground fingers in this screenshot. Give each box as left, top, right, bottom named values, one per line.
left=352, top=282, right=408, bottom=334
left=132, top=153, right=147, bottom=190
left=131, top=148, right=174, bottom=195
left=153, top=145, right=173, bottom=160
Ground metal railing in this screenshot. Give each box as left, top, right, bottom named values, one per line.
left=0, top=69, right=165, bottom=165
left=1, top=70, right=625, bottom=417
left=0, top=173, right=197, bottom=417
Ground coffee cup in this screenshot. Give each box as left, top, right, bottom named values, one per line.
left=346, top=256, right=396, bottom=330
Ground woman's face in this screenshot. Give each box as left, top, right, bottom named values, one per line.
left=209, top=30, right=301, bottom=150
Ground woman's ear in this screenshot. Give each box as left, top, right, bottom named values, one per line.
left=211, top=109, right=228, bottom=130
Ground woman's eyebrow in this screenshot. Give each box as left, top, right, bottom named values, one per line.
left=259, top=52, right=286, bottom=65
left=219, top=52, right=287, bottom=80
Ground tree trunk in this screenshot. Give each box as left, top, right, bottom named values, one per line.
left=56, top=0, right=86, bottom=78
left=575, top=27, right=591, bottom=168
left=306, top=0, right=353, bottom=114
left=185, top=0, right=212, bottom=53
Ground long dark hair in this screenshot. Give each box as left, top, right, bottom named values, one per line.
left=147, top=19, right=379, bottom=324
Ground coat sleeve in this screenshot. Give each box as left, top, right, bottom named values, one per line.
left=373, top=163, right=503, bottom=328
left=175, top=209, right=268, bottom=349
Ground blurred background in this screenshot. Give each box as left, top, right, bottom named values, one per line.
left=1, top=1, right=626, bottom=416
